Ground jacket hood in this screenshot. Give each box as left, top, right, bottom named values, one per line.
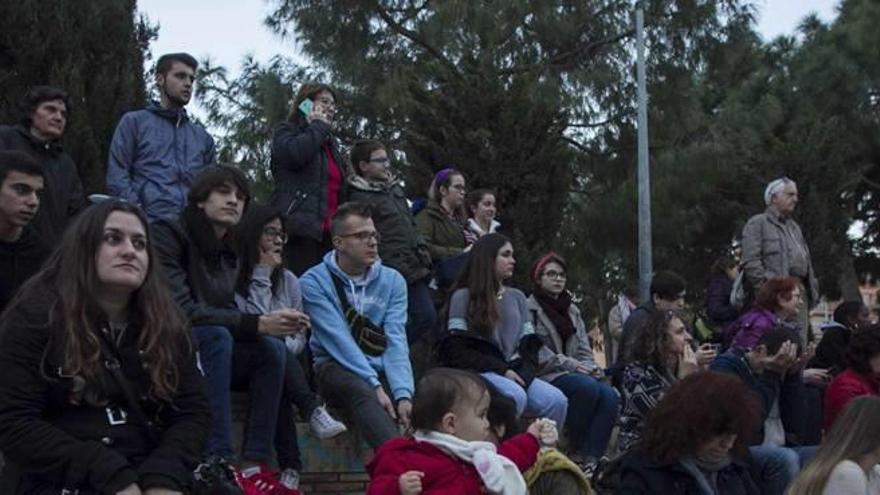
left=146, top=100, right=190, bottom=123
left=12, top=124, right=63, bottom=154
left=322, top=249, right=383, bottom=287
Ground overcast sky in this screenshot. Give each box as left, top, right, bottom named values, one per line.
left=138, top=0, right=840, bottom=115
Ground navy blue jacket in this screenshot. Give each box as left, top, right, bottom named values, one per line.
left=106, top=102, right=215, bottom=222
left=706, top=273, right=739, bottom=328
left=710, top=349, right=806, bottom=444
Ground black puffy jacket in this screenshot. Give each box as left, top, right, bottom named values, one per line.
left=619, top=450, right=759, bottom=495
left=0, top=288, right=211, bottom=493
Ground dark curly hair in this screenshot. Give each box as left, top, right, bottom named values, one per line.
left=641, top=371, right=761, bottom=464
left=846, top=324, right=880, bottom=376
left=624, top=310, right=683, bottom=369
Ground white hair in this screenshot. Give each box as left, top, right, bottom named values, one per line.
left=764, top=177, right=795, bottom=206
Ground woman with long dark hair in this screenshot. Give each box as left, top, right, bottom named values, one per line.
left=0, top=201, right=210, bottom=494
left=270, top=82, right=343, bottom=276
left=438, top=233, right=568, bottom=427
left=234, top=204, right=347, bottom=490
left=789, top=395, right=880, bottom=495
left=619, top=371, right=762, bottom=494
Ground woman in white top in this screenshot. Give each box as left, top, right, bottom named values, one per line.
left=788, top=395, right=880, bottom=495
left=465, top=188, right=500, bottom=238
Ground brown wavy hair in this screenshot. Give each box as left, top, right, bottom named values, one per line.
left=624, top=310, right=683, bottom=369
left=13, top=200, right=189, bottom=400
left=642, top=371, right=761, bottom=463
left=449, top=233, right=511, bottom=337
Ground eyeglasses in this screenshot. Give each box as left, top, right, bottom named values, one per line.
left=369, top=157, right=390, bottom=165
left=339, top=230, right=381, bottom=243
left=543, top=270, right=566, bottom=280
left=316, top=97, right=336, bottom=108
left=450, top=184, right=466, bottom=192
left=262, top=227, right=288, bottom=244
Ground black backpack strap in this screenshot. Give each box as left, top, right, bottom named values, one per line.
left=327, top=267, right=354, bottom=315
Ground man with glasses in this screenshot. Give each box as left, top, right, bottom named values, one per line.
left=300, top=202, right=414, bottom=449
left=346, top=139, right=436, bottom=344
left=106, top=52, right=216, bottom=222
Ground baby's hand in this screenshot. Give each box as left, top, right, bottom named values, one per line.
left=527, top=418, right=559, bottom=447
left=399, top=471, right=424, bottom=494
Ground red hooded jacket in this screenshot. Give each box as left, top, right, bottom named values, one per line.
left=366, top=433, right=539, bottom=495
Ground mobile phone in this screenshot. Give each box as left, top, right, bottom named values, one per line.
left=298, top=98, right=313, bottom=116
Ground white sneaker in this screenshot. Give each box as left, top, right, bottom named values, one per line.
left=278, top=468, right=300, bottom=490
left=309, top=405, right=347, bottom=439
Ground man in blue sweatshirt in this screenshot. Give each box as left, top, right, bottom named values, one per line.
left=106, top=52, right=215, bottom=222
left=301, top=201, right=413, bottom=448
left=710, top=328, right=814, bottom=495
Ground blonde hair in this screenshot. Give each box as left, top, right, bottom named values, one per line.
left=787, top=396, right=880, bottom=495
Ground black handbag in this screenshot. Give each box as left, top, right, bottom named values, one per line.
left=329, top=271, right=388, bottom=356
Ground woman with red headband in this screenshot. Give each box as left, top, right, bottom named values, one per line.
left=528, top=252, right=619, bottom=475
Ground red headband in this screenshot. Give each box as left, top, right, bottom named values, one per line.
left=531, top=252, right=564, bottom=282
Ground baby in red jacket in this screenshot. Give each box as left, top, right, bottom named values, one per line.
left=366, top=367, right=543, bottom=495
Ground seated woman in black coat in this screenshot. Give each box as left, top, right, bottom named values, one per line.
left=0, top=200, right=211, bottom=495
left=619, top=371, right=762, bottom=495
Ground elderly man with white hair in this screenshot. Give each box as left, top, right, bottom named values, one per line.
left=741, top=177, right=820, bottom=345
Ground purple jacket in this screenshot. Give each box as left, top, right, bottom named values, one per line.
left=727, top=308, right=778, bottom=349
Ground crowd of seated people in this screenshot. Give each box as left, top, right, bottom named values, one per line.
left=2, top=59, right=880, bottom=495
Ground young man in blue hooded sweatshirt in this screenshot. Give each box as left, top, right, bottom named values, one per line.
left=301, top=201, right=413, bottom=448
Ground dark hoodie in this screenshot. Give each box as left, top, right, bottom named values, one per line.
left=0, top=124, right=86, bottom=245
left=0, top=225, right=50, bottom=311
left=105, top=101, right=216, bottom=222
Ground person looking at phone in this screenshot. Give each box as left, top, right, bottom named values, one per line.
left=300, top=202, right=414, bottom=449
left=270, top=83, right=343, bottom=275
left=711, top=328, right=816, bottom=495
left=526, top=252, right=618, bottom=475
left=152, top=167, right=298, bottom=490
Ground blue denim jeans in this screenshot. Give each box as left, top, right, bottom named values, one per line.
left=192, top=326, right=286, bottom=463
left=406, top=279, right=437, bottom=344
left=275, top=349, right=320, bottom=470
left=749, top=444, right=818, bottom=495
left=552, top=372, right=620, bottom=459
left=480, top=372, right=568, bottom=426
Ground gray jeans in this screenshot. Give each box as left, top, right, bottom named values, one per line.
left=315, top=360, right=400, bottom=448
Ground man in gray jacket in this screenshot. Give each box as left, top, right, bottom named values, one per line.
left=742, top=177, right=819, bottom=344
left=106, top=52, right=215, bottom=222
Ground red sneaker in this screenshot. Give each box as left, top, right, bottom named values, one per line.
left=240, top=465, right=301, bottom=495
left=233, top=466, right=266, bottom=495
